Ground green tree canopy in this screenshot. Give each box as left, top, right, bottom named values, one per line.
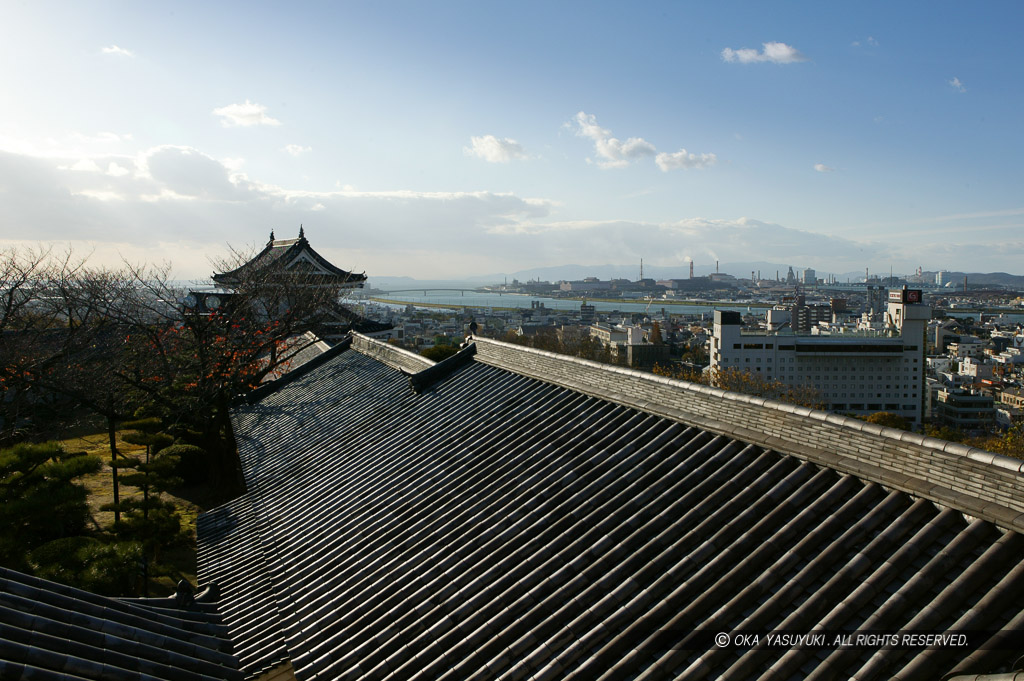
left=421, top=345, right=460, bottom=362
left=0, top=442, right=100, bottom=571
left=862, top=412, right=912, bottom=431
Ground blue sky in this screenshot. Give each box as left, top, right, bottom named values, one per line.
left=1, top=1, right=1021, bottom=280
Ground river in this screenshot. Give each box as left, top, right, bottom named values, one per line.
left=364, top=290, right=761, bottom=317
left=362, top=290, right=1024, bottom=324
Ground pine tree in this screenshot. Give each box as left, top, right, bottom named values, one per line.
left=103, top=418, right=183, bottom=595
left=0, top=442, right=100, bottom=572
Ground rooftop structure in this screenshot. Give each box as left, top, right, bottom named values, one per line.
left=212, top=228, right=366, bottom=290
left=204, top=229, right=388, bottom=342
left=190, top=332, right=1024, bottom=680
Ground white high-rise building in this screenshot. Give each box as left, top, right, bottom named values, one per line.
left=802, top=268, right=816, bottom=285
left=709, top=288, right=930, bottom=425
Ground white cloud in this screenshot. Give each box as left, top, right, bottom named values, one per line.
left=656, top=149, right=717, bottom=172
left=212, top=100, right=282, bottom=127
left=101, top=45, right=134, bottom=57
left=0, top=147, right=555, bottom=278
left=107, top=162, right=131, bottom=177
left=949, top=77, right=966, bottom=93
left=76, top=189, right=125, bottom=202
left=574, top=112, right=715, bottom=172
left=852, top=36, right=879, bottom=47
left=721, top=42, right=806, bottom=64
left=814, top=163, right=834, bottom=173
left=486, top=216, right=888, bottom=273
left=60, top=158, right=103, bottom=173
left=11, top=140, right=1020, bottom=279
left=465, top=135, right=528, bottom=163
left=139, top=145, right=257, bottom=201
left=283, top=144, right=311, bottom=156
left=573, top=112, right=657, bottom=169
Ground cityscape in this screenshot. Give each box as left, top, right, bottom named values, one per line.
left=3, top=2, right=1024, bottom=680
left=350, top=258, right=1024, bottom=437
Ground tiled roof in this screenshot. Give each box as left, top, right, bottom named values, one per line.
left=258, top=332, right=335, bottom=385
left=0, top=566, right=241, bottom=681
left=213, top=236, right=366, bottom=288
left=200, top=334, right=1024, bottom=680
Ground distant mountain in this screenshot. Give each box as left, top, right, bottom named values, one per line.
left=367, top=276, right=491, bottom=291
left=484, top=261, right=830, bottom=283
left=919, top=271, right=1024, bottom=289
left=489, top=262, right=742, bottom=282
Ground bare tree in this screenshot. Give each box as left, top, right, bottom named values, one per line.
left=2, top=241, right=362, bottom=494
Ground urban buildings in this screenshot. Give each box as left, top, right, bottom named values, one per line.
left=588, top=321, right=670, bottom=367
left=710, top=288, right=930, bottom=424
left=934, top=387, right=995, bottom=430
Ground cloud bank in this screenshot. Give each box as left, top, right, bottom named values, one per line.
left=1, top=144, right=1020, bottom=279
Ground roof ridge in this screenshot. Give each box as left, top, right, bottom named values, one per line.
left=404, top=342, right=476, bottom=393
left=471, top=336, right=1024, bottom=531
left=239, top=335, right=351, bottom=405
left=350, top=331, right=434, bottom=373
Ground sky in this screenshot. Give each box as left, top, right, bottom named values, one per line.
left=1, top=1, right=1022, bottom=281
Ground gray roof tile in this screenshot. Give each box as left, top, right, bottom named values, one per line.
left=200, top=336, right=1024, bottom=680
left=0, top=568, right=240, bottom=681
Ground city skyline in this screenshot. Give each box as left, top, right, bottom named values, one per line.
left=2, top=1, right=1022, bottom=279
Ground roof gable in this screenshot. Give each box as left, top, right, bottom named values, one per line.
left=212, top=232, right=366, bottom=288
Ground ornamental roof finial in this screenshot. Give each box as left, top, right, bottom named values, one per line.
left=269, top=229, right=275, bottom=242
left=299, top=224, right=305, bottom=239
